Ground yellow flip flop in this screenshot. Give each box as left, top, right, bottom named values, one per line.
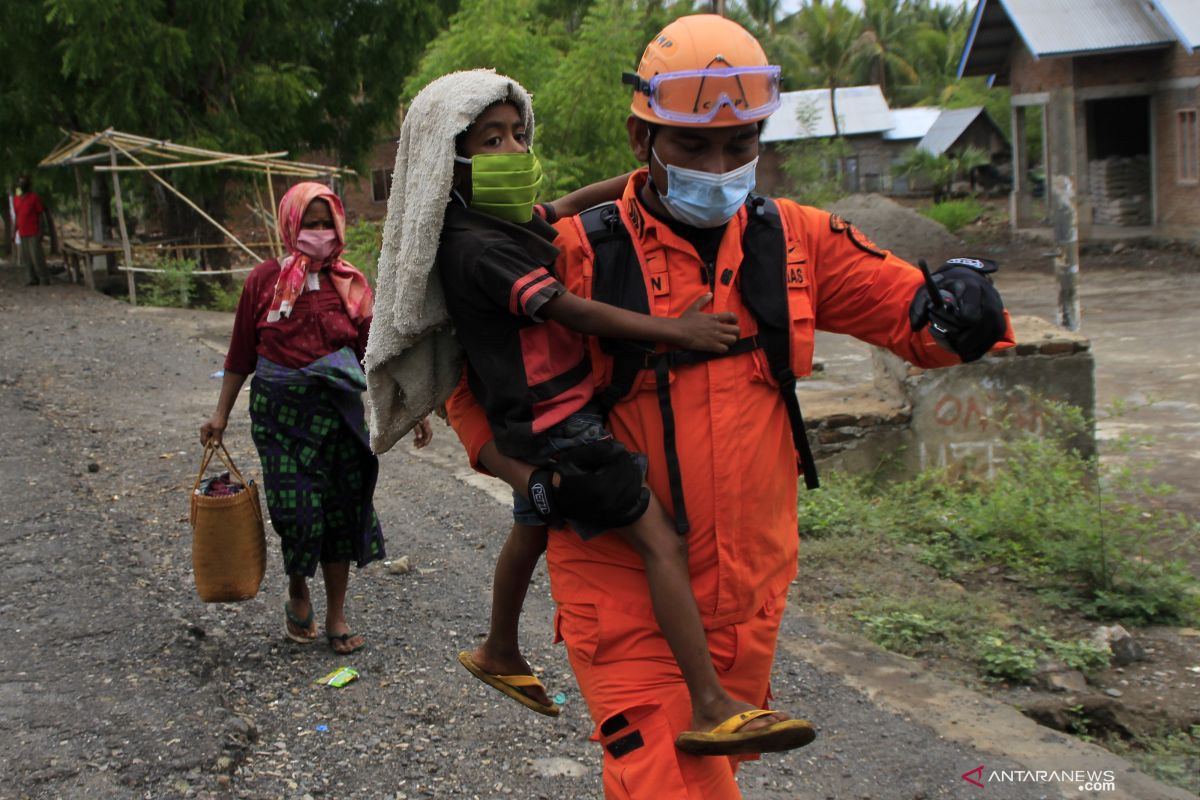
left=675, top=709, right=816, bottom=756
left=457, top=651, right=561, bottom=717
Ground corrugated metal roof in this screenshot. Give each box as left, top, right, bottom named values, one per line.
left=1151, top=0, right=1200, bottom=52
left=884, top=107, right=943, bottom=141
left=761, top=86, right=893, bottom=142
left=918, top=107, right=987, bottom=155
left=997, top=0, right=1175, bottom=56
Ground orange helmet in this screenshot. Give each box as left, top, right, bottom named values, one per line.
left=624, top=14, right=781, bottom=128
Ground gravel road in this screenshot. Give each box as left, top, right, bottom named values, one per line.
left=2, top=263, right=1193, bottom=800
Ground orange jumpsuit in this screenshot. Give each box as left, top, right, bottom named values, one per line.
left=447, top=169, right=1015, bottom=798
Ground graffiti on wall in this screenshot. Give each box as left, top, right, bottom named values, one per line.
left=919, top=391, right=1046, bottom=477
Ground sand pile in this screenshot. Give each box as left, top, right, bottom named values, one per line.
left=826, top=194, right=964, bottom=263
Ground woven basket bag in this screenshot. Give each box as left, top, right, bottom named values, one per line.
left=190, top=441, right=266, bottom=602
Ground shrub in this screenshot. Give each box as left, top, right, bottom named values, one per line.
left=922, top=198, right=984, bottom=233
left=139, top=257, right=197, bottom=308
left=343, top=220, right=383, bottom=286
left=1029, top=627, right=1111, bottom=673
left=856, top=610, right=944, bottom=655
left=977, top=633, right=1038, bottom=682
left=780, top=137, right=852, bottom=209
left=797, top=472, right=881, bottom=539
left=797, top=404, right=1200, bottom=627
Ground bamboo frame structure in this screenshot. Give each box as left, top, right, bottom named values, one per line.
left=39, top=128, right=354, bottom=304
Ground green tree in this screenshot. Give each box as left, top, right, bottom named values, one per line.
left=856, top=0, right=919, bottom=102
left=744, top=0, right=783, bottom=33
left=897, top=2, right=972, bottom=107
left=908, top=0, right=964, bottom=33
left=793, top=0, right=868, bottom=137
left=537, top=1, right=688, bottom=193
left=403, top=0, right=570, bottom=101
left=0, top=0, right=449, bottom=244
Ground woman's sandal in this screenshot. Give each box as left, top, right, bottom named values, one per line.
left=283, top=601, right=318, bottom=644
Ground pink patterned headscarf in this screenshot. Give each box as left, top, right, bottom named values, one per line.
left=267, top=181, right=373, bottom=324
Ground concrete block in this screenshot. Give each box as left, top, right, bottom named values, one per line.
left=818, top=315, right=1095, bottom=480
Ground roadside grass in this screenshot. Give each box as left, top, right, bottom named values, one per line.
left=796, top=405, right=1200, bottom=788
left=921, top=198, right=985, bottom=233
left=1103, top=726, right=1200, bottom=796
left=137, top=256, right=242, bottom=312
left=799, top=405, right=1200, bottom=629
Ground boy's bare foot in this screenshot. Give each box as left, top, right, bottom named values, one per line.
left=691, top=698, right=790, bottom=734
left=470, top=645, right=554, bottom=707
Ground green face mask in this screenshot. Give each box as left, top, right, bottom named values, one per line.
left=458, top=151, right=543, bottom=223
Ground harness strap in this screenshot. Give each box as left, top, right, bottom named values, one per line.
left=653, top=357, right=690, bottom=534
left=780, top=371, right=819, bottom=489
left=639, top=336, right=759, bottom=535
left=660, top=336, right=758, bottom=368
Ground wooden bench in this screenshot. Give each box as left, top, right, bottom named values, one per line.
left=60, top=239, right=122, bottom=289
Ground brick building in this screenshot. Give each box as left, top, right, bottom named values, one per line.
left=959, top=0, right=1200, bottom=238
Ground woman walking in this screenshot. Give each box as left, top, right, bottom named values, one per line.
left=201, top=181, right=430, bottom=654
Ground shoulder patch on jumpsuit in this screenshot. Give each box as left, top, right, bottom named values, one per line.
left=830, top=213, right=885, bottom=258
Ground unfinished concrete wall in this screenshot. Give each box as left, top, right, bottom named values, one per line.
left=807, top=316, right=1094, bottom=480
left=1156, top=81, right=1200, bottom=231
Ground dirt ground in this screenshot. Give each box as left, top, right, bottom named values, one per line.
left=1, top=231, right=1198, bottom=800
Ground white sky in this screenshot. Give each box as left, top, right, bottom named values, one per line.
left=778, top=0, right=959, bottom=13
left=778, top=0, right=865, bottom=11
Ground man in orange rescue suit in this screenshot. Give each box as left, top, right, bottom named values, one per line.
left=447, top=13, right=1014, bottom=798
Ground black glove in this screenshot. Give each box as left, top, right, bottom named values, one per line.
left=909, top=258, right=1006, bottom=363
left=526, top=439, right=649, bottom=530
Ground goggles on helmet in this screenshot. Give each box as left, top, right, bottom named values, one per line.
left=623, top=66, right=782, bottom=124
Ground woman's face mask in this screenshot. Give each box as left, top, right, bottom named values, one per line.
left=653, top=149, right=759, bottom=229
left=455, top=151, right=543, bottom=223
left=296, top=229, right=339, bottom=263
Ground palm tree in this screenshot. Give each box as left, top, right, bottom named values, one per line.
left=909, top=0, right=964, bottom=34
left=745, top=0, right=782, bottom=33
left=793, top=0, right=868, bottom=138
left=857, top=0, right=919, bottom=102
left=895, top=2, right=972, bottom=106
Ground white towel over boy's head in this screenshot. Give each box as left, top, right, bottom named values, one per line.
left=364, top=69, right=536, bottom=454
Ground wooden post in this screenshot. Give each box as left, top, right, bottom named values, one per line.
left=109, top=147, right=137, bottom=304
left=252, top=180, right=279, bottom=259
left=265, top=165, right=281, bottom=258
left=1048, top=89, right=1081, bottom=331
left=1010, top=105, right=1034, bottom=230
left=69, top=166, right=89, bottom=284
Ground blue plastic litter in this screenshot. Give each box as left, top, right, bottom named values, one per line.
left=315, top=724, right=329, bottom=732
left=210, top=370, right=225, bottom=379
left=554, top=692, right=567, bottom=706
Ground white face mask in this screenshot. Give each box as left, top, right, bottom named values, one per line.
left=653, top=148, right=759, bottom=228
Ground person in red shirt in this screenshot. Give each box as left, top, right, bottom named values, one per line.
left=200, top=181, right=432, bottom=654
left=12, top=175, right=52, bottom=286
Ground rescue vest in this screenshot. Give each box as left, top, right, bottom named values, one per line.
left=581, top=196, right=819, bottom=535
